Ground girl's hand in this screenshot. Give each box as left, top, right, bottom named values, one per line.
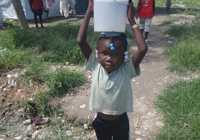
left=87, top=0, right=94, bottom=16
left=127, top=1, right=136, bottom=25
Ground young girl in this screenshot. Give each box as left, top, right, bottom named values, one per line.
left=29, top=0, right=44, bottom=28
left=77, top=0, right=147, bottom=139
left=137, top=0, right=155, bottom=41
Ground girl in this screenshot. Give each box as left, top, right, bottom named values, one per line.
left=77, top=0, right=147, bottom=139
left=137, top=0, right=155, bottom=41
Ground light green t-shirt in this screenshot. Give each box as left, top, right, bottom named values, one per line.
left=86, top=52, right=139, bottom=115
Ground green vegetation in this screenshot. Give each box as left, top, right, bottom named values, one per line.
left=155, top=0, right=200, bottom=8
left=156, top=79, right=200, bottom=140
left=24, top=60, right=49, bottom=83
left=42, top=118, right=73, bottom=140
left=0, top=22, right=91, bottom=116
left=47, top=70, right=85, bottom=97
left=156, top=11, right=200, bottom=140
left=0, top=47, right=26, bottom=69
left=166, top=21, right=200, bottom=72
left=0, top=23, right=98, bottom=70
left=24, top=69, right=85, bottom=116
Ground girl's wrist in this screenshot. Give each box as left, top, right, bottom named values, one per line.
left=86, top=9, right=93, bottom=17
left=129, top=19, right=136, bottom=26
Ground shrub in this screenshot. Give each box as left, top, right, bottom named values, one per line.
left=0, top=47, right=25, bottom=70
left=167, top=23, right=200, bottom=72
left=47, top=70, right=85, bottom=97
left=24, top=60, right=48, bottom=83
left=168, top=39, right=200, bottom=71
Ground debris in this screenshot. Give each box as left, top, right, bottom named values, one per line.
left=83, top=124, right=88, bottom=129
left=31, top=116, right=49, bottom=125
left=135, top=130, right=142, bottom=135
left=23, top=119, right=31, bottom=125
left=80, top=104, right=86, bottom=109
left=32, top=130, right=41, bottom=139
left=66, top=130, right=72, bottom=136
left=25, top=125, right=33, bottom=137
left=14, top=136, right=22, bottom=140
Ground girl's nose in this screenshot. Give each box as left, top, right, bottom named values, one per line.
left=105, top=56, right=111, bottom=61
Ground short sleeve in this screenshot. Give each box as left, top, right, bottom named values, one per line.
left=85, top=51, right=97, bottom=71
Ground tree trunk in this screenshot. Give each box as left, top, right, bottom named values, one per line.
left=12, top=0, right=28, bottom=29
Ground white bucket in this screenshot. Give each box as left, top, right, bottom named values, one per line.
left=94, top=0, right=129, bottom=33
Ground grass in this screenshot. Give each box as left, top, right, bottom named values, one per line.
left=24, top=60, right=49, bottom=83
left=42, top=118, right=72, bottom=140
left=156, top=13, right=200, bottom=139
left=0, top=22, right=99, bottom=70
left=156, top=79, right=200, bottom=140
left=47, top=69, right=85, bottom=97
left=24, top=69, right=85, bottom=116
left=167, top=39, right=200, bottom=72
left=166, top=20, right=200, bottom=72
left=0, top=47, right=26, bottom=70
left=155, top=0, right=200, bottom=8
left=0, top=22, right=91, bottom=116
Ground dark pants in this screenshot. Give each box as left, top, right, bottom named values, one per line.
left=92, top=113, right=129, bottom=140
left=32, top=10, right=43, bottom=28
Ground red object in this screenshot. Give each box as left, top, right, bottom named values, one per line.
left=30, top=0, right=44, bottom=11
left=137, top=0, right=155, bottom=18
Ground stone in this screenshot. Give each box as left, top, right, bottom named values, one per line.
left=80, top=104, right=86, bottom=109
left=23, top=119, right=31, bottom=125
left=83, top=124, right=88, bottom=129
left=14, top=136, right=23, bottom=140
left=61, top=119, right=65, bottom=124
left=32, top=130, right=41, bottom=139
left=167, top=40, right=173, bottom=44
left=25, top=125, right=33, bottom=136
left=135, top=130, right=142, bottom=135
left=156, top=121, right=164, bottom=127
left=66, top=130, right=72, bottom=136
left=73, top=136, right=81, bottom=140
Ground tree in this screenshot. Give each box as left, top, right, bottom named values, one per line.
left=12, top=0, right=28, bottom=29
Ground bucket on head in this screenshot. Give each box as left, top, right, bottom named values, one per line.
left=94, top=0, right=129, bottom=33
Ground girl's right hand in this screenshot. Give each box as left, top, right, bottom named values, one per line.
left=127, top=1, right=136, bottom=25
left=87, top=0, right=94, bottom=16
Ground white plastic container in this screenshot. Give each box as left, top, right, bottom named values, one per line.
left=94, top=0, right=129, bottom=33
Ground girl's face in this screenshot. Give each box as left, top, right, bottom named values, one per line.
left=97, top=37, right=125, bottom=73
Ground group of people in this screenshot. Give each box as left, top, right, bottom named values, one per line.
left=77, top=0, right=154, bottom=139
left=29, top=0, right=76, bottom=28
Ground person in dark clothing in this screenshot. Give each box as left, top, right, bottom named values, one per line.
left=29, top=0, right=44, bottom=28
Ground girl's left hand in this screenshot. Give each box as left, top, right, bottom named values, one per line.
left=87, top=0, right=94, bottom=16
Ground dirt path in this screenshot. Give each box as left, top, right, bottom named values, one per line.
left=130, top=15, right=177, bottom=140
